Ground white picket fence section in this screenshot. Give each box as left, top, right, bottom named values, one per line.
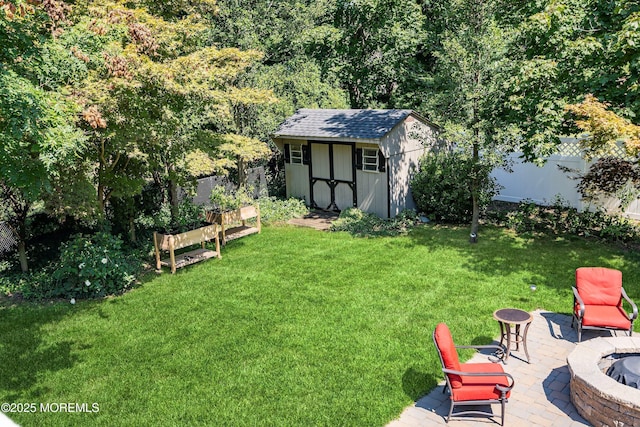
left=0, top=221, right=17, bottom=254
left=491, top=138, right=640, bottom=220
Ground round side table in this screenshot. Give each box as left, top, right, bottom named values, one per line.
left=493, top=308, right=533, bottom=364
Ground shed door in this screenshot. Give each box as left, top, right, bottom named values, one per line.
left=309, top=141, right=356, bottom=211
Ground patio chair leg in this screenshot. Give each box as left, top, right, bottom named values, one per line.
left=446, top=401, right=454, bottom=423
left=501, top=398, right=506, bottom=426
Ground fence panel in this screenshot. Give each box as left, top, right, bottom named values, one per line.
left=182, top=166, right=268, bottom=207
left=0, top=222, right=17, bottom=254
left=491, top=139, right=640, bottom=219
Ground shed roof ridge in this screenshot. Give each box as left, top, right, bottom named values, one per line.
left=274, top=108, right=418, bottom=140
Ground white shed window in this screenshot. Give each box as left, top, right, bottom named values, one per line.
left=290, top=144, right=303, bottom=164
left=362, top=148, right=379, bottom=172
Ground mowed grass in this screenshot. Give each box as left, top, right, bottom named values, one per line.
left=2, top=225, right=639, bottom=426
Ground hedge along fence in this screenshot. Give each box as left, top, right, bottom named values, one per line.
left=491, top=138, right=640, bottom=220
left=0, top=222, right=17, bottom=254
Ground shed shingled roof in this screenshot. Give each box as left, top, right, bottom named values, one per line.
left=273, top=109, right=414, bottom=140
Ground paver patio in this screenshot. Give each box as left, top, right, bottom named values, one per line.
left=388, top=309, right=612, bottom=426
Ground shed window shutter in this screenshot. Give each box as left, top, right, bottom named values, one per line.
left=284, top=144, right=290, bottom=163
left=378, top=150, right=386, bottom=172
left=302, top=145, right=309, bottom=165
left=355, top=148, right=363, bottom=170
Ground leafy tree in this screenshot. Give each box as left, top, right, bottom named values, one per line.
left=565, top=94, right=640, bottom=210
left=0, top=71, right=85, bottom=272
left=423, top=0, right=515, bottom=242
left=412, top=150, right=498, bottom=223
left=499, top=0, right=640, bottom=153
left=65, top=2, right=274, bottom=225
left=209, top=1, right=349, bottom=193
left=305, top=0, right=427, bottom=108
left=210, top=0, right=332, bottom=64
left=0, top=1, right=87, bottom=271
left=566, top=94, right=640, bottom=158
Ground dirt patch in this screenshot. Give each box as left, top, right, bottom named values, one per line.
left=287, top=210, right=339, bottom=231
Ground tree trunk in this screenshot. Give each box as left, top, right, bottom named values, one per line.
left=129, top=217, right=136, bottom=243
left=17, top=212, right=29, bottom=272
left=97, top=184, right=106, bottom=215
left=169, top=178, right=179, bottom=223
left=237, top=156, right=246, bottom=188
left=18, top=240, right=28, bottom=272
left=470, top=142, right=480, bottom=244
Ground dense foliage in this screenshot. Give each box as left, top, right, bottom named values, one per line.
left=3, top=231, right=141, bottom=300
left=330, top=208, right=420, bottom=237
left=2, top=0, right=640, bottom=296
left=488, top=199, right=640, bottom=245
left=411, top=151, right=499, bottom=223
left=254, top=196, right=309, bottom=223
left=47, top=232, right=140, bottom=299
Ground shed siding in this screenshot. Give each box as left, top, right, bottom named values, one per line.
left=356, top=170, right=387, bottom=218
left=355, top=142, right=387, bottom=217
left=385, top=118, right=436, bottom=217
left=282, top=139, right=311, bottom=204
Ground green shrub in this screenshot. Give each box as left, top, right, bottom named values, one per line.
left=35, top=232, right=141, bottom=300
left=135, top=202, right=172, bottom=234
left=490, top=197, right=640, bottom=245
left=210, top=185, right=255, bottom=212
left=172, top=199, right=208, bottom=233
left=257, top=196, right=308, bottom=223
left=330, top=208, right=419, bottom=237
left=411, top=151, right=498, bottom=223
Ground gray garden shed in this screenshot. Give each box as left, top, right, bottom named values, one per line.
left=271, top=109, right=438, bottom=218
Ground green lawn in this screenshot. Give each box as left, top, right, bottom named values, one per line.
left=2, top=225, right=639, bottom=426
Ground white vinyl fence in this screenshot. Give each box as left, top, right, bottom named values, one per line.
left=182, top=166, right=268, bottom=206
left=491, top=138, right=640, bottom=220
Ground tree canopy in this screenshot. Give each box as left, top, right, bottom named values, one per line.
left=2, top=0, right=640, bottom=259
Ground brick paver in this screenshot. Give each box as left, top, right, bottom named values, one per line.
left=387, top=310, right=608, bottom=426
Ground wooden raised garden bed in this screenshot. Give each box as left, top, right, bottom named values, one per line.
left=206, top=205, right=261, bottom=245
left=153, top=224, right=221, bottom=274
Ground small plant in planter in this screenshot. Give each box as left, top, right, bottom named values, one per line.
left=207, top=185, right=261, bottom=244
left=209, top=185, right=255, bottom=213
left=153, top=199, right=209, bottom=235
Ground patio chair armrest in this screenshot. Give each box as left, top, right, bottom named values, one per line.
left=622, top=287, right=639, bottom=320
left=442, top=368, right=515, bottom=390
left=572, top=286, right=585, bottom=318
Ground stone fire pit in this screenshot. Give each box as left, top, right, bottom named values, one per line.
left=568, top=337, right=640, bottom=426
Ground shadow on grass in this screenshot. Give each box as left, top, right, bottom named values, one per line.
left=0, top=299, right=96, bottom=401
left=405, top=224, right=640, bottom=303
left=402, top=367, right=438, bottom=401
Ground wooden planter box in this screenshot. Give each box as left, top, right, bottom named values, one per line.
left=153, top=224, right=221, bottom=274
left=206, top=205, right=261, bottom=245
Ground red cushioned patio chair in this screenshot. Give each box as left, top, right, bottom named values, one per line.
left=433, top=323, right=514, bottom=426
left=572, top=267, right=638, bottom=342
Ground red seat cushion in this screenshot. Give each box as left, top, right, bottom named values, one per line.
left=451, top=363, right=511, bottom=401
left=576, top=267, right=622, bottom=306
left=434, top=323, right=462, bottom=388
left=582, top=305, right=631, bottom=329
